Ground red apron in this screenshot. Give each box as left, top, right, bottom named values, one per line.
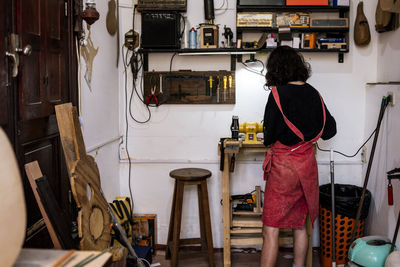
left=262, top=86, right=326, bottom=229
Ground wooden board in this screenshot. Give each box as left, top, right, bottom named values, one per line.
left=231, top=236, right=263, bottom=246
left=232, top=217, right=263, bottom=228
left=55, top=103, right=111, bottom=250
left=35, top=175, right=75, bottom=249
left=144, top=71, right=236, bottom=104
left=25, top=161, right=62, bottom=249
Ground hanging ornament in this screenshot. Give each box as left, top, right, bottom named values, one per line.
left=82, top=0, right=100, bottom=25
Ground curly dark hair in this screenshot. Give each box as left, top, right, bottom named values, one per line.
left=265, top=46, right=311, bottom=86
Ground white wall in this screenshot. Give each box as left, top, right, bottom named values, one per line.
left=364, top=10, right=400, bottom=246
left=79, top=0, right=120, bottom=201
left=364, top=85, right=400, bottom=248
left=110, top=0, right=396, bottom=248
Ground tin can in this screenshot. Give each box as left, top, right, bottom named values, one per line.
left=189, top=27, right=197, bottom=49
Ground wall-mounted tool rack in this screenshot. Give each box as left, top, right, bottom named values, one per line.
left=144, top=71, right=235, bottom=105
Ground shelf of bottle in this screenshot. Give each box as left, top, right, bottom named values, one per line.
left=237, top=27, right=349, bottom=32
left=139, top=47, right=348, bottom=54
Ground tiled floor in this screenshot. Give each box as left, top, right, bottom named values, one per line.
left=151, top=248, right=322, bottom=267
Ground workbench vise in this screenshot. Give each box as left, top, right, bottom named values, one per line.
left=239, top=122, right=263, bottom=144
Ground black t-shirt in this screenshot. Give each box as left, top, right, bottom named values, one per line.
left=263, top=83, right=337, bottom=146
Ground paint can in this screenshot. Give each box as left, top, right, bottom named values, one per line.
left=189, top=27, right=197, bottom=49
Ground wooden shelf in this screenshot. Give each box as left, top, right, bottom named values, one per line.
left=232, top=211, right=263, bottom=216
left=231, top=228, right=263, bottom=235
left=231, top=236, right=263, bottom=246
left=237, top=26, right=349, bottom=33
left=232, top=217, right=263, bottom=228
left=237, top=5, right=349, bottom=12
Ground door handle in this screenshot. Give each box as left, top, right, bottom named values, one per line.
left=5, top=33, right=32, bottom=78
left=5, top=51, right=18, bottom=78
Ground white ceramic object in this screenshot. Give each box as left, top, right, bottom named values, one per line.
left=0, top=129, right=26, bottom=266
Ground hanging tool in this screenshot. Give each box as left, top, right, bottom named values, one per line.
left=223, top=76, right=227, bottom=102
left=387, top=168, right=400, bottom=252
left=216, top=75, right=220, bottom=103
left=387, top=168, right=400, bottom=206
left=228, top=75, right=233, bottom=98
left=146, top=85, right=159, bottom=106
left=330, top=149, right=336, bottom=267
left=219, top=137, right=227, bottom=171
left=208, top=75, right=213, bottom=96
left=351, top=96, right=390, bottom=243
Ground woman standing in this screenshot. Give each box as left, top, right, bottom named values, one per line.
left=261, top=46, right=337, bottom=267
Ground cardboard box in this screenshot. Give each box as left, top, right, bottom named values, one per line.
left=286, top=0, right=328, bottom=6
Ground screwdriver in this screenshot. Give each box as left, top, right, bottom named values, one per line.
left=223, top=76, right=227, bottom=102
left=209, top=76, right=213, bottom=96
left=228, top=75, right=233, bottom=98
left=216, top=75, right=220, bottom=103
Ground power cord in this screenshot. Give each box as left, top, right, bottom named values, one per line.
left=317, top=98, right=389, bottom=158
left=170, top=52, right=177, bottom=72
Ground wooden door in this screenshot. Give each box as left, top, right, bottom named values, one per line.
left=0, top=0, right=11, bottom=135
left=10, top=0, right=77, bottom=248
left=18, top=0, right=68, bottom=120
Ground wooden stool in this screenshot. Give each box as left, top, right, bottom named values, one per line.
left=166, top=168, right=215, bottom=267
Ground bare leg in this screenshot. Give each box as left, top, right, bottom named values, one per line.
left=260, top=225, right=279, bottom=267
left=293, top=227, right=308, bottom=266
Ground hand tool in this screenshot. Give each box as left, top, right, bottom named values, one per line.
left=223, top=75, right=227, bottom=102
left=208, top=76, right=213, bottom=96
left=228, top=75, right=232, bottom=98
left=159, top=75, right=163, bottom=94
left=146, top=85, right=159, bottom=106
left=216, top=75, right=220, bottom=103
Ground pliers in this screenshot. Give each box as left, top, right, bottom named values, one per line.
left=146, top=85, right=159, bottom=106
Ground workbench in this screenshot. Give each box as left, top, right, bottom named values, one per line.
left=219, top=139, right=313, bottom=267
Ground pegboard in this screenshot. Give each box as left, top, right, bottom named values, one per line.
left=143, top=71, right=236, bottom=105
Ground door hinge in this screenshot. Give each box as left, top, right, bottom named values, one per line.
left=65, top=2, right=68, bottom=17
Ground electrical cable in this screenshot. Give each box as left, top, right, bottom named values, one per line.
left=123, top=46, right=152, bottom=122
left=317, top=129, right=376, bottom=158
left=317, top=99, right=389, bottom=158
left=122, top=46, right=135, bottom=216
left=170, top=52, right=177, bottom=72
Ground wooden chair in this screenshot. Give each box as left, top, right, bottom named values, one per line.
left=166, top=168, right=215, bottom=267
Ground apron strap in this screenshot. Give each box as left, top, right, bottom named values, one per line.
left=271, top=86, right=304, bottom=141
left=271, top=86, right=326, bottom=142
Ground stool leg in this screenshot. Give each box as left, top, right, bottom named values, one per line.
left=166, top=180, right=178, bottom=259
left=198, top=184, right=207, bottom=251
left=200, top=180, right=215, bottom=267
left=171, top=181, right=185, bottom=267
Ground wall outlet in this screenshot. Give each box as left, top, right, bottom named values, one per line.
left=388, top=91, right=395, bottom=106
left=361, top=146, right=367, bottom=163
